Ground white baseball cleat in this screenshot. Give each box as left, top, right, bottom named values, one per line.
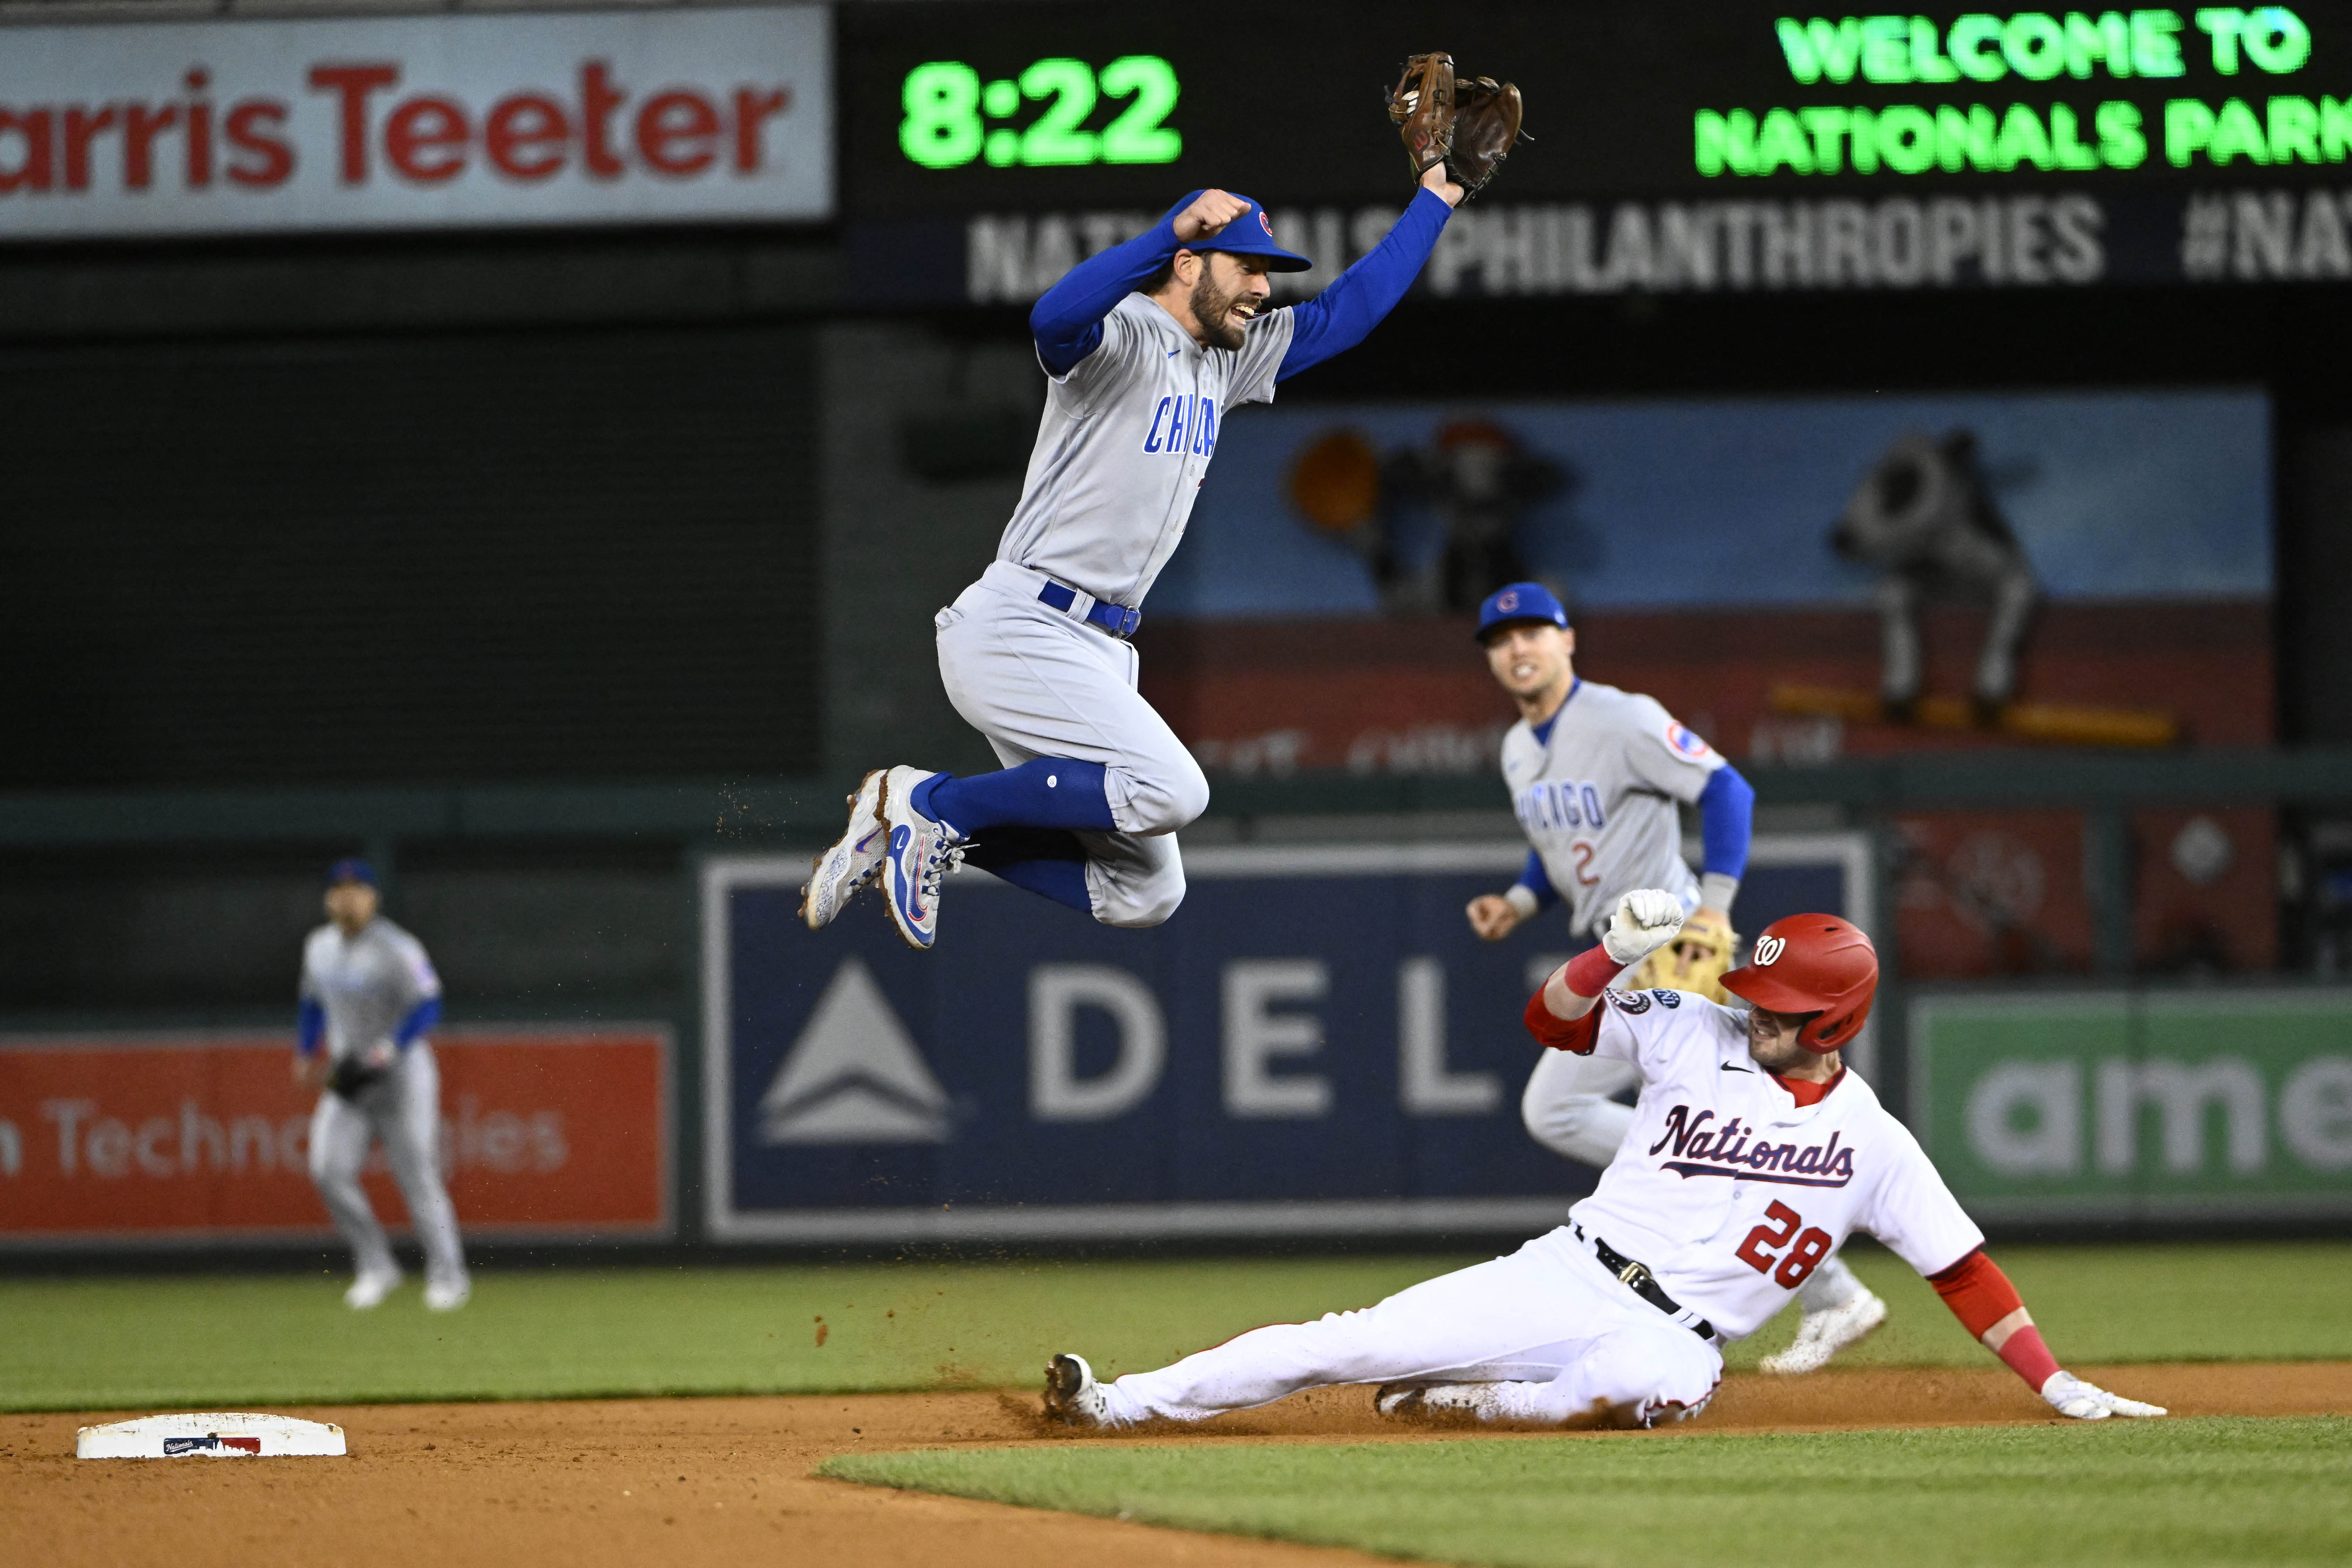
left=343, top=1269, right=401, bottom=1310
left=1374, top=1381, right=1497, bottom=1421
left=878, top=765, right=963, bottom=951
left=801, top=770, right=891, bottom=931
left=422, top=1278, right=472, bottom=1312
left=1042, top=1353, right=1113, bottom=1427
left=1759, top=1287, right=1889, bottom=1374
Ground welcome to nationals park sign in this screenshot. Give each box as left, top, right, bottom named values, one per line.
left=0, top=7, right=831, bottom=239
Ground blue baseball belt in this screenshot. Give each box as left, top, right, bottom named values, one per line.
left=1036, top=579, right=1142, bottom=639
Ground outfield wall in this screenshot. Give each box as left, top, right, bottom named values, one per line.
left=1912, top=991, right=2352, bottom=1225
left=700, top=835, right=1872, bottom=1243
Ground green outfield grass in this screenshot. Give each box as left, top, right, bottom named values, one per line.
left=822, top=1417, right=2352, bottom=1568
left=3, top=1241, right=2348, bottom=1412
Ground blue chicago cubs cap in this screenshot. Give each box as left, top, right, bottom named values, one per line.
left=325, top=857, right=379, bottom=888
left=1475, top=582, right=1571, bottom=642
left=1168, top=190, right=1314, bottom=272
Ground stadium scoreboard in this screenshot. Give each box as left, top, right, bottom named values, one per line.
left=843, top=2, right=2352, bottom=214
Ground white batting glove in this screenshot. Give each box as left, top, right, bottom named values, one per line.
left=1600, top=890, right=1686, bottom=968
left=2040, top=1370, right=2166, bottom=1420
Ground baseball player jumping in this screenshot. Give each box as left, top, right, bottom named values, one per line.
left=296, top=859, right=470, bottom=1311
left=1043, top=902, right=2165, bottom=1430
left=1462, top=581, right=1889, bottom=1374
left=803, top=58, right=1524, bottom=950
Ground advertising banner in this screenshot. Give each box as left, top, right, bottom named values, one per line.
left=704, top=834, right=1871, bottom=1242
left=0, top=7, right=831, bottom=240
left=1911, top=990, right=2352, bottom=1221
left=0, top=1027, right=671, bottom=1244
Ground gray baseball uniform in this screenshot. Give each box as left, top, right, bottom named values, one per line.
left=929, top=189, right=1454, bottom=929
left=1500, top=679, right=1725, bottom=939
left=938, top=297, right=1295, bottom=926
left=1000, top=293, right=1295, bottom=607
left=299, top=917, right=467, bottom=1293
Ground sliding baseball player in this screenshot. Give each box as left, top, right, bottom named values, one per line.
left=1044, top=902, right=2163, bottom=1430
left=1464, top=581, right=1888, bottom=1373
left=296, top=858, right=470, bottom=1311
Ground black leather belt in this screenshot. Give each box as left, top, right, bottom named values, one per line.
left=1575, top=1222, right=1716, bottom=1341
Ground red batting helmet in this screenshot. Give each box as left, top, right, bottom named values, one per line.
left=1719, top=914, right=1878, bottom=1054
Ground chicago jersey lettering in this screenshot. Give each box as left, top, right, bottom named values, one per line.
left=1500, top=680, right=1726, bottom=937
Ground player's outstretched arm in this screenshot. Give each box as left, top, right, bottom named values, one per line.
left=1029, top=190, right=1248, bottom=376
left=1522, top=890, right=1685, bottom=1049
left=1274, top=165, right=1462, bottom=382
left=1927, top=1248, right=2167, bottom=1420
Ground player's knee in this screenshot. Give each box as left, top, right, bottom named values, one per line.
left=1097, top=861, right=1186, bottom=928
left=1115, top=753, right=1209, bottom=836
left=1549, top=1325, right=1718, bottom=1429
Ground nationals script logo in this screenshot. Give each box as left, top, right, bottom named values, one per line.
left=1648, top=1105, right=1856, bottom=1187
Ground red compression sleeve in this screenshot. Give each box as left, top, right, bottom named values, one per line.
left=1524, top=989, right=1601, bottom=1053
left=1928, top=1249, right=2062, bottom=1391
left=1523, top=949, right=1622, bottom=1052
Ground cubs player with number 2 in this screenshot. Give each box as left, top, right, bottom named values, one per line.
left=1043, top=905, right=2165, bottom=1430
left=803, top=54, right=1523, bottom=950
left=1462, top=581, right=1888, bottom=1373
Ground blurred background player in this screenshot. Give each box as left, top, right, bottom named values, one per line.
left=296, top=858, right=470, bottom=1311
left=1831, top=429, right=2040, bottom=723
left=803, top=164, right=1466, bottom=951
left=1459, top=582, right=1887, bottom=1374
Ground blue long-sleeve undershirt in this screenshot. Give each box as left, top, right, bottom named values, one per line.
left=1698, top=765, right=1755, bottom=880
left=394, top=996, right=442, bottom=1049
left=1276, top=187, right=1454, bottom=380
left=1028, top=187, right=1455, bottom=380
left=1030, top=207, right=1186, bottom=377
left=1515, top=850, right=1562, bottom=911
left=297, top=998, right=325, bottom=1057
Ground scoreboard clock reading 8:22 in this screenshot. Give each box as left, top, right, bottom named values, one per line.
left=899, top=56, right=1183, bottom=169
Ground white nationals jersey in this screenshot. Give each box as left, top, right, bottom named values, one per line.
left=1564, top=988, right=1983, bottom=1340
left=998, top=293, right=1297, bottom=610
left=299, top=917, right=441, bottom=1063
left=1501, top=680, right=1725, bottom=937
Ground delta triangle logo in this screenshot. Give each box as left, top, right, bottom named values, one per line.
left=757, top=956, right=952, bottom=1145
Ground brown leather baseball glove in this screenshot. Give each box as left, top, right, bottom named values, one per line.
left=1448, top=72, right=1525, bottom=197
left=1387, top=54, right=1524, bottom=198
left=1631, top=907, right=1741, bottom=1004
left=1386, top=52, right=1456, bottom=178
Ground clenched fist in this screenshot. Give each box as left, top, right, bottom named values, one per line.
left=1173, top=188, right=1251, bottom=243
left=1600, top=889, right=1685, bottom=968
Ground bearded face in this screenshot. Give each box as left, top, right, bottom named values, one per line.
left=1184, top=254, right=1269, bottom=351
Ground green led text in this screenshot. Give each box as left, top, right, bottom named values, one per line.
left=1697, top=91, right=2352, bottom=173
left=1773, top=9, right=2313, bottom=85
left=899, top=55, right=1182, bottom=171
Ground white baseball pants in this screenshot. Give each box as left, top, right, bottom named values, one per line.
left=1102, top=1226, right=1722, bottom=1429
left=1519, top=1051, right=1871, bottom=1317
left=935, top=562, right=1209, bottom=927
left=308, top=1044, right=469, bottom=1290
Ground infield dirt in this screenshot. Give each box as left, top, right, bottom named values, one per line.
left=7, top=1362, right=2348, bottom=1568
